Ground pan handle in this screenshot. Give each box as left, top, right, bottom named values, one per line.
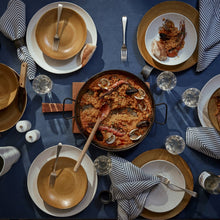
left=155, top=103, right=167, bottom=125
left=62, top=97, right=76, bottom=120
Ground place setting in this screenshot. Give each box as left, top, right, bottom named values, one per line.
left=27, top=143, right=98, bottom=217
left=26, top=1, right=97, bottom=74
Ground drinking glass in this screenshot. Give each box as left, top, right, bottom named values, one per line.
left=94, top=155, right=112, bottom=176
left=182, top=88, right=200, bottom=108
left=32, top=75, right=53, bottom=95
left=165, top=135, right=185, bottom=155
left=156, top=71, right=177, bottom=91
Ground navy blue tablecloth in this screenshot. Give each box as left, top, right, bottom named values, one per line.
left=0, top=0, right=220, bottom=219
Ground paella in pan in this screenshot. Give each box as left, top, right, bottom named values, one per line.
left=78, top=71, right=154, bottom=150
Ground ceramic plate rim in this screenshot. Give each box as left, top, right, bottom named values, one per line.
left=27, top=144, right=98, bottom=217
left=35, top=7, right=87, bottom=60
left=197, top=74, right=220, bottom=127
left=145, top=12, right=197, bottom=66
left=141, top=159, right=185, bottom=213
left=26, top=1, right=97, bottom=74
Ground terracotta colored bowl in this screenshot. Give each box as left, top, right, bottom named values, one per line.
left=0, top=63, right=19, bottom=110
left=0, top=65, right=27, bottom=132
left=37, top=157, right=88, bottom=209
left=35, top=7, right=87, bottom=60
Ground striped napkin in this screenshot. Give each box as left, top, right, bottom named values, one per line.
left=109, top=155, right=160, bottom=220
left=0, top=0, right=36, bottom=80
left=186, top=127, right=220, bottom=159
left=196, top=0, right=220, bottom=72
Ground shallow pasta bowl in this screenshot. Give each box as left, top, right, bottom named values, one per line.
left=37, top=156, right=88, bottom=209
left=0, top=63, right=19, bottom=110
left=35, top=7, right=87, bottom=60
left=145, top=13, right=197, bottom=66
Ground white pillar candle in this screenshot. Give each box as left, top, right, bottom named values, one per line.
left=25, top=129, right=41, bottom=143
left=16, top=120, right=32, bottom=133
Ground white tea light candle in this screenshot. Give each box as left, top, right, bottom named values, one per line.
left=25, top=129, right=40, bottom=143
left=16, top=120, right=32, bottom=133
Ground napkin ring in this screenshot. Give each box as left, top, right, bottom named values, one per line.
left=13, top=37, right=25, bottom=49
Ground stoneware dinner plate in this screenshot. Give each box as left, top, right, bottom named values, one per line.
left=207, top=88, right=220, bottom=131
left=26, top=2, right=97, bottom=74
left=27, top=144, right=98, bottom=217
left=37, top=157, right=88, bottom=209
left=198, top=74, right=220, bottom=128
left=35, top=7, right=87, bottom=60
left=145, top=13, right=197, bottom=66
left=0, top=66, right=27, bottom=132
left=132, top=148, right=194, bottom=220
left=0, top=63, right=19, bottom=110
left=141, top=160, right=185, bottom=213
left=137, top=1, right=199, bottom=72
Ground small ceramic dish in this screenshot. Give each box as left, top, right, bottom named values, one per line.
left=0, top=63, right=19, bottom=110
left=35, top=7, right=87, bottom=60
left=145, top=13, right=197, bottom=66
left=37, top=157, right=88, bottom=209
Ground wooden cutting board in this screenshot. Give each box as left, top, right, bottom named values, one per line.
left=42, top=82, right=150, bottom=133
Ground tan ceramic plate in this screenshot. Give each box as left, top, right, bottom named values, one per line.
left=35, top=7, right=87, bottom=60
left=208, top=88, right=220, bottom=131
left=37, top=157, right=88, bottom=209
left=0, top=66, right=27, bottom=132
left=0, top=63, right=19, bottom=110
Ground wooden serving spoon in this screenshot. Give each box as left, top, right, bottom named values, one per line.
left=74, top=103, right=110, bottom=172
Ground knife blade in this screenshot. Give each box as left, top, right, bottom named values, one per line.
left=17, top=62, right=27, bottom=112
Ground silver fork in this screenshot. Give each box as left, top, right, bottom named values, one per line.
left=121, top=16, right=127, bottom=61
left=158, top=175, right=198, bottom=198
left=49, top=143, right=62, bottom=187
left=53, top=4, right=63, bottom=51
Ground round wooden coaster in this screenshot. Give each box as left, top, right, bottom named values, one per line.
left=132, top=149, right=194, bottom=220
left=137, top=1, right=199, bottom=72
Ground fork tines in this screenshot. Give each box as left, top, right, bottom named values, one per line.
left=121, top=44, right=127, bottom=61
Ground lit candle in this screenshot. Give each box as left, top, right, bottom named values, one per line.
left=25, top=129, right=40, bottom=143
left=16, top=120, right=32, bottom=133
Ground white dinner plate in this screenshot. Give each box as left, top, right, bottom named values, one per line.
left=27, top=144, right=98, bottom=217
left=145, top=13, right=197, bottom=66
left=141, top=160, right=185, bottom=213
left=197, top=74, right=220, bottom=127
left=26, top=2, right=97, bottom=74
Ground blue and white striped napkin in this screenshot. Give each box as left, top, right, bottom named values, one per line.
left=109, top=155, right=160, bottom=220
left=186, top=127, right=220, bottom=159
left=0, top=0, right=36, bottom=80
left=196, top=0, right=220, bottom=72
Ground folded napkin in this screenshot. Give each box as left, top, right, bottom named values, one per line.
left=196, top=0, right=220, bottom=72
left=0, top=0, right=36, bottom=80
left=186, top=127, right=220, bottom=159
left=109, top=155, right=160, bottom=220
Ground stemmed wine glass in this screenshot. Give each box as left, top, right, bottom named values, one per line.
left=94, top=155, right=112, bottom=176
left=32, top=74, right=53, bottom=95
left=182, top=88, right=200, bottom=108
left=156, top=71, right=177, bottom=92
left=165, top=135, right=185, bottom=155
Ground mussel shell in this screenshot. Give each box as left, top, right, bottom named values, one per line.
left=106, top=134, right=116, bottom=144
left=126, top=87, right=138, bottom=95
left=96, top=130, right=104, bottom=141
left=136, top=120, right=150, bottom=128
left=129, top=128, right=142, bottom=141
